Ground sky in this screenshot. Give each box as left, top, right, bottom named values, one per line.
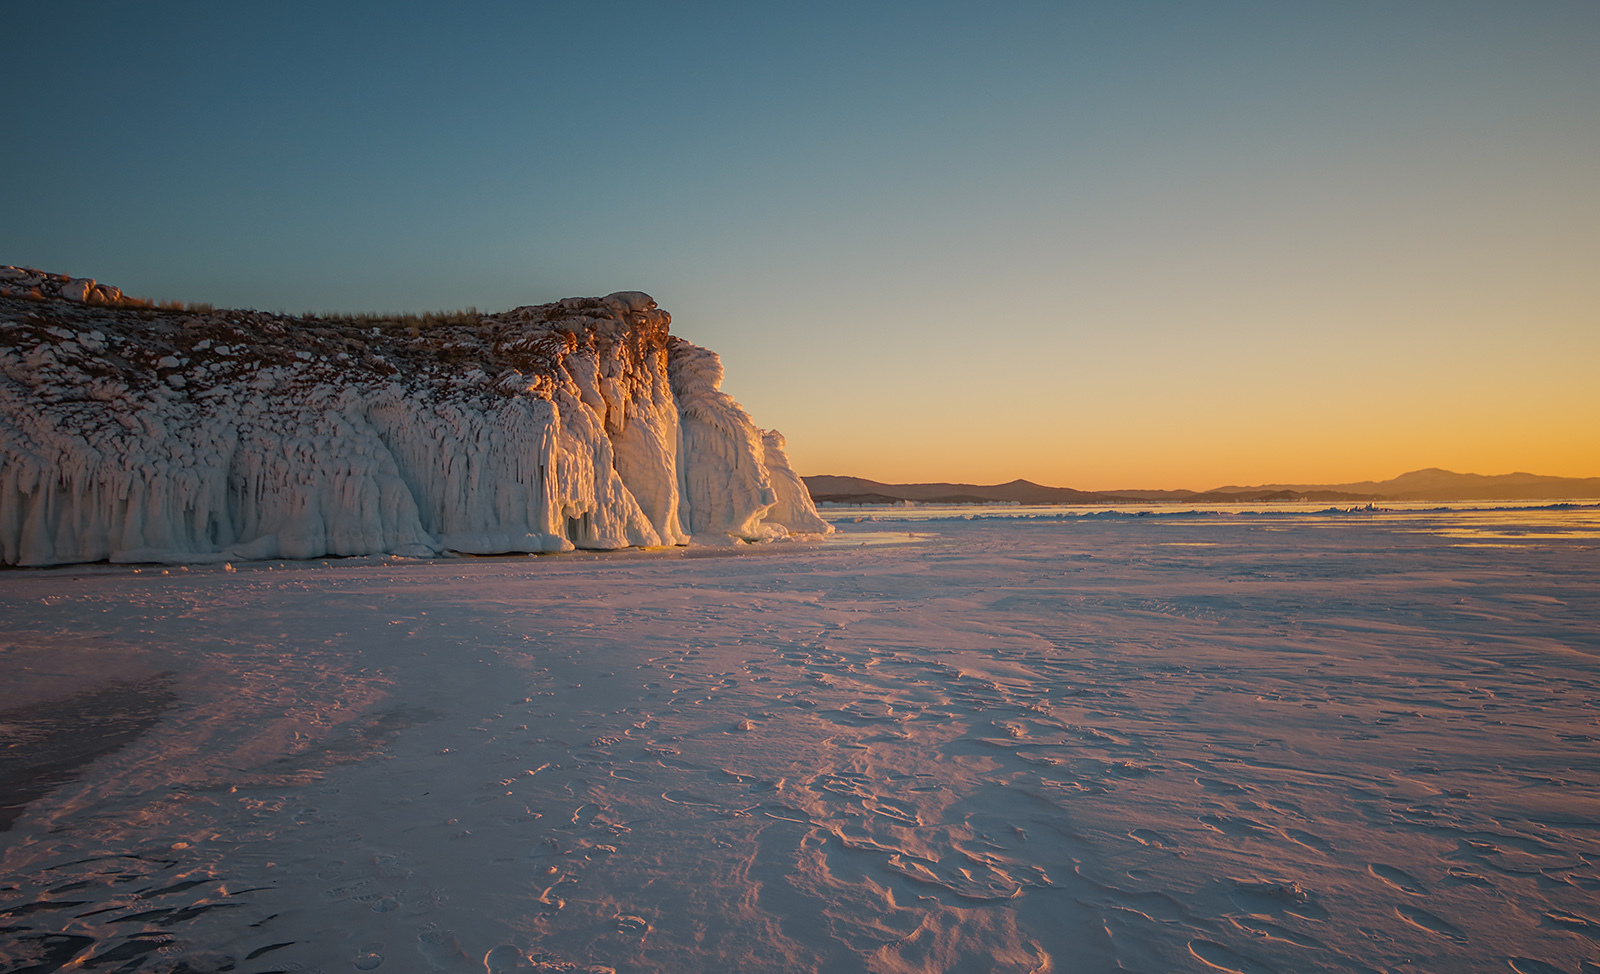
left=5, top=1, right=1597, bottom=490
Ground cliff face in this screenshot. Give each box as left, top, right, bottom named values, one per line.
left=0, top=267, right=830, bottom=567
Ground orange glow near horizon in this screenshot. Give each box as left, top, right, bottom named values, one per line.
left=719, top=273, right=1600, bottom=492
left=784, top=421, right=1600, bottom=492
left=777, top=384, right=1600, bottom=491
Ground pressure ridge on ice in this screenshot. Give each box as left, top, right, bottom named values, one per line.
left=0, top=267, right=830, bottom=566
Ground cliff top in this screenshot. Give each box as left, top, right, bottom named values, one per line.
left=1, top=265, right=673, bottom=408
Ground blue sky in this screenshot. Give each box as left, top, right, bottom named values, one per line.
left=6, top=1, right=1598, bottom=487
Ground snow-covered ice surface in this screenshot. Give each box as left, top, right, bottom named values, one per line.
left=2, top=506, right=1598, bottom=973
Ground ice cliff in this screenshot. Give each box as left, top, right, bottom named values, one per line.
left=0, top=267, right=830, bottom=567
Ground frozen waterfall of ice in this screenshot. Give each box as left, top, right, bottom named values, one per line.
left=0, top=271, right=829, bottom=566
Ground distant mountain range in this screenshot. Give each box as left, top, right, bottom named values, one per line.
left=803, top=468, right=1600, bottom=505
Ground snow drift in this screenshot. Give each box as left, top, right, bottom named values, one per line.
left=0, top=267, right=830, bottom=566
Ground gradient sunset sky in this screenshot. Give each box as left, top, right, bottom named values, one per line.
left=6, top=1, right=1596, bottom=490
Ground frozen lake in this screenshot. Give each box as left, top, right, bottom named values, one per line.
left=2, top=506, right=1597, bottom=973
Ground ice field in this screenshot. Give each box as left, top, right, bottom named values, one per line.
left=2, top=504, right=1598, bottom=973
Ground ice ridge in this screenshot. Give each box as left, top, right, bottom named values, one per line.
left=0, top=267, right=830, bottom=566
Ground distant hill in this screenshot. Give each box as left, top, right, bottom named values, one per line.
left=804, top=469, right=1600, bottom=505
left=803, top=476, right=1106, bottom=505
left=1204, top=468, right=1600, bottom=502
left=803, top=475, right=1375, bottom=505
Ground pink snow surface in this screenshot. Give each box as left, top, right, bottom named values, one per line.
left=1, top=506, right=1597, bottom=973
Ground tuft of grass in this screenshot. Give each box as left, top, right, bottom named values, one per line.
left=308, top=308, right=483, bottom=332
left=149, top=298, right=216, bottom=313
left=103, top=295, right=155, bottom=309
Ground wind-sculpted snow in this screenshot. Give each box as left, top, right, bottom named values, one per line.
left=2, top=510, right=1597, bottom=972
left=0, top=268, right=828, bottom=566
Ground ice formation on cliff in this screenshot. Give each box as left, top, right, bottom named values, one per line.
left=0, top=267, right=830, bottom=566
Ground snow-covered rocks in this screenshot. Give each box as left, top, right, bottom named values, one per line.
left=0, top=265, right=130, bottom=306
left=0, top=270, right=829, bottom=566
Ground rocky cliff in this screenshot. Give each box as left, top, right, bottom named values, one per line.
left=0, top=267, right=829, bottom=566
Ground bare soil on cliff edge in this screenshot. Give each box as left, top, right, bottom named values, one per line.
left=1, top=509, right=1597, bottom=973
